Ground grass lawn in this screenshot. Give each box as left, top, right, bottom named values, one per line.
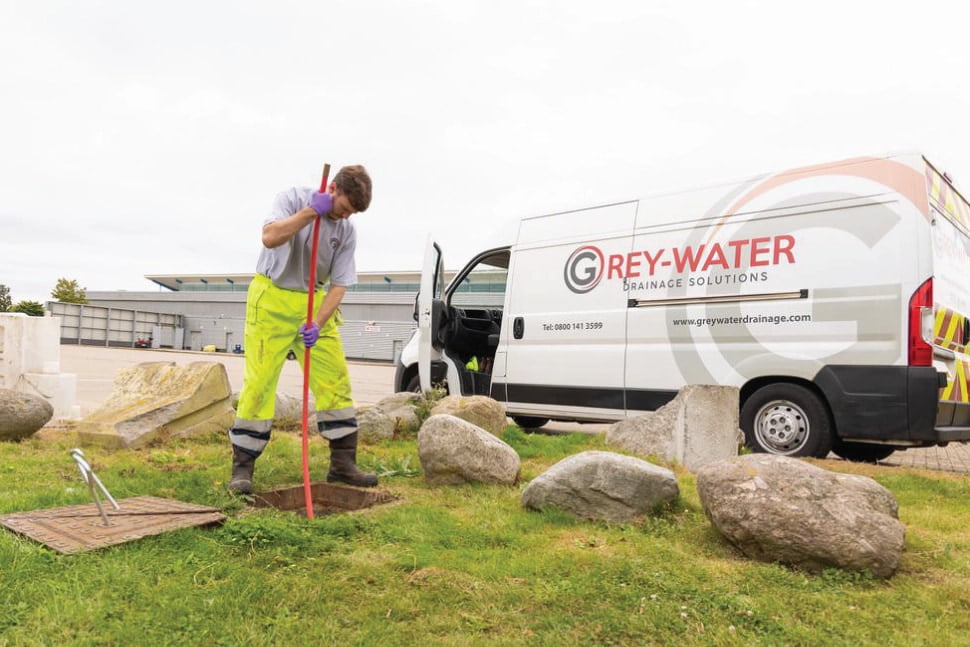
left=2, top=427, right=970, bottom=646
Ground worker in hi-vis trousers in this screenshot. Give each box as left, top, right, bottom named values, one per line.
left=229, top=165, right=376, bottom=494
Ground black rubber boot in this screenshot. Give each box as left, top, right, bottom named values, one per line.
left=327, top=432, right=378, bottom=487
left=229, top=446, right=256, bottom=494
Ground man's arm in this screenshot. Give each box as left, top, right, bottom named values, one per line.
left=314, top=285, right=347, bottom=328
left=261, top=207, right=318, bottom=248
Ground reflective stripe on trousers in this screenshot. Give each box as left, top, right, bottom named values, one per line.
left=230, top=274, right=356, bottom=457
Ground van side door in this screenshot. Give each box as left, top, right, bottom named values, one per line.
left=494, top=201, right=638, bottom=421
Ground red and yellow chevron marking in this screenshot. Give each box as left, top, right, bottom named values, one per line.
left=936, top=306, right=970, bottom=403
left=926, top=165, right=970, bottom=234
left=941, top=356, right=970, bottom=403
left=935, top=306, right=966, bottom=352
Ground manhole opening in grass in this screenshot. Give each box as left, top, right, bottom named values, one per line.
left=251, top=482, right=396, bottom=517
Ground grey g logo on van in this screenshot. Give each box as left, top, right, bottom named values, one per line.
left=564, top=245, right=605, bottom=294
left=665, top=190, right=904, bottom=384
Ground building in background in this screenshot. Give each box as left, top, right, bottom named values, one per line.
left=48, top=269, right=506, bottom=362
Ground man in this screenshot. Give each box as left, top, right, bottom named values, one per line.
left=229, top=165, right=376, bottom=494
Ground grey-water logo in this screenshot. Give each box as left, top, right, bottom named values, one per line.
left=564, top=245, right=604, bottom=294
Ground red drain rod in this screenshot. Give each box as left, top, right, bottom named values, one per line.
left=301, top=162, right=331, bottom=519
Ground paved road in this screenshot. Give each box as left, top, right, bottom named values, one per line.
left=56, top=344, right=970, bottom=473
left=879, top=442, right=970, bottom=473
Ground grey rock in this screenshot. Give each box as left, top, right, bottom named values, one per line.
left=418, top=414, right=520, bottom=485
left=356, top=392, right=424, bottom=444
left=522, top=450, right=679, bottom=522
left=696, top=454, right=904, bottom=578
left=0, top=388, right=54, bottom=441
left=231, top=390, right=316, bottom=427
left=607, top=385, right=741, bottom=472
left=273, top=392, right=316, bottom=426
left=430, top=395, right=507, bottom=436
left=357, top=405, right=396, bottom=443
left=374, top=392, right=422, bottom=431
left=376, top=392, right=423, bottom=410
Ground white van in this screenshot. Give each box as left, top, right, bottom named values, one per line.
left=395, top=152, right=970, bottom=461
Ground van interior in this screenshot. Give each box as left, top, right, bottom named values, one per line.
left=433, top=249, right=510, bottom=396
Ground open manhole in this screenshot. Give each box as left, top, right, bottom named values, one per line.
left=251, top=482, right=397, bottom=517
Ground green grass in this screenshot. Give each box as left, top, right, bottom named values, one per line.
left=2, top=429, right=970, bottom=646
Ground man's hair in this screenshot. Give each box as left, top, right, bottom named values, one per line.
left=334, top=165, right=373, bottom=212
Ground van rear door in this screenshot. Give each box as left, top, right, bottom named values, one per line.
left=927, top=163, right=970, bottom=432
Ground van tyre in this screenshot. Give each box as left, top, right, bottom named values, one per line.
left=741, top=383, right=833, bottom=458
left=406, top=375, right=422, bottom=393
left=406, top=374, right=449, bottom=396
left=511, top=416, right=549, bottom=429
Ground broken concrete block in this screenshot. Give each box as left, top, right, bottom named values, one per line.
left=74, top=361, right=234, bottom=449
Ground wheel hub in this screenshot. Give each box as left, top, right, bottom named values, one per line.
left=754, top=400, right=808, bottom=453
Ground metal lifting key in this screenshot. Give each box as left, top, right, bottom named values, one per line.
left=70, top=448, right=120, bottom=526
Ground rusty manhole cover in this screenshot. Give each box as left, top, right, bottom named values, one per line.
left=252, top=482, right=396, bottom=517
left=0, top=496, right=225, bottom=554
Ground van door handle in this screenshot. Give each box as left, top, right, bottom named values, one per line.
left=513, top=317, right=524, bottom=339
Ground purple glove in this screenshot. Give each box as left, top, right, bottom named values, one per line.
left=298, top=322, right=320, bottom=348
left=309, top=191, right=332, bottom=216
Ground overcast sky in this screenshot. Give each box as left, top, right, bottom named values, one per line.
left=2, top=0, right=969, bottom=303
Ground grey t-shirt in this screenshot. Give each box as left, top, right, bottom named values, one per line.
left=255, top=187, right=357, bottom=291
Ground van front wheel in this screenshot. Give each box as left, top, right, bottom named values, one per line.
left=406, top=375, right=422, bottom=393
left=741, top=384, right=833, bottom=458
left=406, top=374, right=449, bottom=396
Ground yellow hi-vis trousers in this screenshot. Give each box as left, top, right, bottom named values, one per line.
left=230, top=274, right=356, bottom=458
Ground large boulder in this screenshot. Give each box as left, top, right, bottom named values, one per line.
left=356, top=405, right=396, bottom=443
left=75, top=361, right=235, bottom=449
left=430, top=395, right=507, bottom=436
left=418, top=414, right=520, bottom=485
left=357, top=392, right=423, bottom=444
left=272, top=392, right=315, bottom=427
left=375, top=392, right=422, bottom=428
left=522, top=451, right=679, bottom=522
left=696, top=454, right=904, bottom=578
left=607, top=385, right=741, bottom=471
left=357, top=391, right=421, bottom=443
left=0, top=388, right=54, bottom=441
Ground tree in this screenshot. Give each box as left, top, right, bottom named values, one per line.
left=0, top=284, right=10, bottom=312
left=51, top=277, right=88, bottom=304
left=11, top=300, right=45, bottom=316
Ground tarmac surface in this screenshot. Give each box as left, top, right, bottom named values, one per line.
left=57, top=344, right=970, bottom=475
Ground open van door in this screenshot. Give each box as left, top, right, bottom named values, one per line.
left=418, top=237, right=445, bottom=392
